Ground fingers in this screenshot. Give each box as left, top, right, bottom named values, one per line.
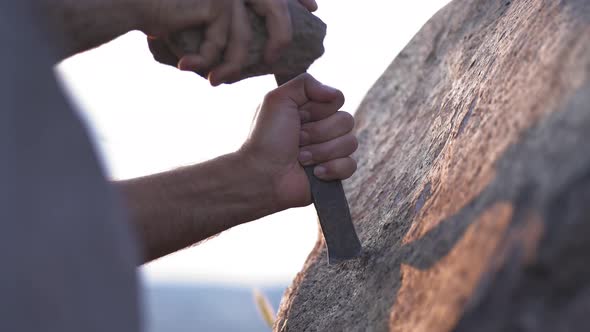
left=299, top=129, right=359, bottom=181
left=177, top=10, right=230, bottom=78
left=147, top=36, right=179, bottom=67
left=263, top=0, right=292, bottom=63
left=300, top=111, right=355, bottom=146
left=248, top=0, right=292, bottom=63
left=298, top=133, right=358, bottom=167
left=298, top=0, right=318, bottom=12
left=312, top=157, right=357, bottom=181
left=209, top=0, right=252, bottom=85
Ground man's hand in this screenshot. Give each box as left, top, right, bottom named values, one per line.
left=117, top=73, right=356, bottom=262
left=145, top=0, right=318, bottom=86
left=240, top=73, right=358, bottom=209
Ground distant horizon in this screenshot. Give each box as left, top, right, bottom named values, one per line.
left=144, top=282, right=285, bottom=332
left=143, top=276, right=291, bottom=289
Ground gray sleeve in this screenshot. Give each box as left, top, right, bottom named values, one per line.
left=0, top=2, right=142, bottom=331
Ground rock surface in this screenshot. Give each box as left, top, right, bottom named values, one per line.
left=275, top=0, right=590, bottom=331
left=166, top=0, right=326, bottom=83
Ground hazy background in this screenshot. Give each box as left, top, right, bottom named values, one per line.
left=57, top=1, right=450, bottom=330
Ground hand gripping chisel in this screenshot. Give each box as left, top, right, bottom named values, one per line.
left=168, top=0, right=361, bottom=264
left=275, top=72, right=361, bottom=264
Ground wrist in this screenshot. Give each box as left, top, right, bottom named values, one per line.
left=233, top=149, right=286, bottom=214
left=129, top=0, right=170, bottom=36
left=35, top=0, right=144, bottom=58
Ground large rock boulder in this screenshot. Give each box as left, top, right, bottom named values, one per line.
left=275, top=0, right=590, bottom=331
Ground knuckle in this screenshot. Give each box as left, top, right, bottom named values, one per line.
left=339, top=157, right=357, bottom=179
left=298, top=72, right=311, bottom=82
left=332, top=89, right=345, bottom=108
left=338, top=112, right=355, bottom=130
left=349, top=157, right=358, bottom=172
left=347, top=134, right=359, bottom=152
left=335, top=158, right=357, bottom=180
left=309, top=125, right=323, bottom=140
left=315, top=144, right=329, bottom=159
left=301, top=123, right=315, bottom=136
left=263, top=89, right=282, bottom=104
left=347, top=160, right=358, bottom=177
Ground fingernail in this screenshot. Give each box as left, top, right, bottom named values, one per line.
left=178, top=63, right=192, bottom=72
left=314, top=166, right=327, bottom=177
left=208, top=72, right=222, bottom=86
left=299, top=131, right=310, bottom=146
left=178, top=57, right=197, bottom=72
left=298, top=151, right=312, bottom=164
left=211, top=78, right=226, bottom=87
left=211, top=79, right=225, bottom=87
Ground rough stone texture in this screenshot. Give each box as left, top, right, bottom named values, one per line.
left=275, top=0, right=590, bottom=331
left=165, top=0, right=326, bottom=83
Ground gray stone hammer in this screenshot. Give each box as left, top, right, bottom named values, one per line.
left=165, top=0, right=361, bottom=264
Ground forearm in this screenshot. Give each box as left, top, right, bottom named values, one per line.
left=116, top=152, right=281, bottom=263
left=36, top=0, right=140, bottom=59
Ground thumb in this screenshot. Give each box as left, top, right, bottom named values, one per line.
left=279, top=73, right=341, bottom=107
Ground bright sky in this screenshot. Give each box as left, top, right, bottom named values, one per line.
left=57, top=0, right=450, bottom=287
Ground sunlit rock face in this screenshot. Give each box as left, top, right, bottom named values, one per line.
left=275, top=0, right=590, bottom=331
